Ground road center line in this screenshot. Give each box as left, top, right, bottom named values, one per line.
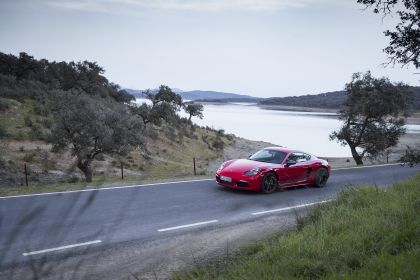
left=22, top=240, right=102, bottom=256
left=158, top=220, right=218, bottom=232
left=251, top=200, right=333, bottom=216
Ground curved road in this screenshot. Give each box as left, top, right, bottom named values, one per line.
left=0, top=164, right=419, bottom=279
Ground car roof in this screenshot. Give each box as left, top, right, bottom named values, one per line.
left=263, top=146, right=295, bottom=153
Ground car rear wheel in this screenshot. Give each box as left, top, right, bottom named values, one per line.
left=261, top=173, right=278, bottom=194
left=314, top=167, right=329, bottom=188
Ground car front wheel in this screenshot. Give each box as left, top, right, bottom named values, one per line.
left=314, top=167, right=329, bottom=188
left=260, top=173, right=278, bottom=194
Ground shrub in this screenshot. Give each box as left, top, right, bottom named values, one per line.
left=29, top=124, right=45, bottom=140
left=24, top=116, right=33, bottom=127
left=0, top=98, right=9, bottom=112
left=146, top=126, right=159, bottom=140
left=41, top=118, right=52, bottom=129
left=0, top=123, right=8, bottom=138
left=67, top=175, right=80, bottom=183
left=212, top=137, right=224, bottom=150
left=23, top=152, right=36, bottom=162
left=14, top=130, right=26, bottom=141
left=33, top=103, right=50, bottom=117
left=164, top=126, right=176, bottom=140
left=96, top=153, right=105, bottom=161
left=216, top=129, right=225, bottom=137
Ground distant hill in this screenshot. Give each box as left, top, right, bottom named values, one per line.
left=125, top=88, right=260, bottom=101
left=260, top=87, right=420, bottom=110
left=179, top=90, right=258, bottom=101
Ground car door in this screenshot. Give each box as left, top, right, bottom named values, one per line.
left=282, top=153, right=310, bottom=186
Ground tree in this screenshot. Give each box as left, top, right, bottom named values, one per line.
left=50, top=92, right=143, bottom=182
left=143, top=85, right=183, bottom=108
left=133, top=85, right=183, bottom=126
left=330, top=71, right=410, bottom=165
left=357, top=0, right=420, bottom=68
left=400, top=146, right=420, bottom=166
left=184, top=101, right=204, bottom=121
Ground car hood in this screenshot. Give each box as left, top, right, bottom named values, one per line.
left=221, top=159, right=277, bottom=174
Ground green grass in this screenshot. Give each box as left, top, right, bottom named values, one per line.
left=174, top=173, right=420, bottom=280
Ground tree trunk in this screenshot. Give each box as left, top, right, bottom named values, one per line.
left=350, top=145, right=364, bottom=165
left=77, top=159, right=93, bottom=182
left=188, top=114, right=192, bottom=121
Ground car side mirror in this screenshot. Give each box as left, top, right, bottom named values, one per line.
left=248, top=154, right=253, bottom=159
left=286, top=159, right=296, bottom=166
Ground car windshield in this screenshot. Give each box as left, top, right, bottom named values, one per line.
left=249, top=149, right=286, bottom=163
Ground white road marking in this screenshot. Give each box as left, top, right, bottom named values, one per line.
left=251, top=199, right=333, bottom=216
left=22, top=240, right=102, bottom=256
left=0, top=179, right=214, bottom=199
left=158, top=220, right=218, bottom=232
left=332, top=162, right=402, bottom=171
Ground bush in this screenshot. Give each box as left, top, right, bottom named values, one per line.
left=29, top=124, right=45, bottom=140
left=23, top=152, right=36, bottom=162
left=212, top=137, right=224, bottom=150
left=41, top=118, right=52, bottom=129
left=14, top=130, right=26, bottom=141
left=0, top=123, right=8, bottom=138
left=24, top=116, right=33, bottom=127
left=146, top=126, right=159, bottom=140
left=67, top=175, right=80, bottom=183
left=33, top=103, right=50, bottom=117
left=0, top=98, right=9, bottom=112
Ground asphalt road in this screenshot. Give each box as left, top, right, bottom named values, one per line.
left=0, top=164, right=419, bottom=279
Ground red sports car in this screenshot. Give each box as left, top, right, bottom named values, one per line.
left=215, top=147, right=331, bottom=193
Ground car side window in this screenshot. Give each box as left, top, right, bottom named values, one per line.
left=288, top=153, right=308, bottom=163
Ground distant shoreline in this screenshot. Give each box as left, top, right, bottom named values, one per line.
left=195, top=101, right=420, bottom=125
left=258, top=104, right=338, bottom=113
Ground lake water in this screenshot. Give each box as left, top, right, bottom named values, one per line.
left=192, top=104, right=348, bottom=157
left=135, top=99, right=420, bottom=157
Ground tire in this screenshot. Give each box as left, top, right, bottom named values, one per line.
left=314, top=167, right=329, bottom=188
left=260, top=173, right=278, bottom=194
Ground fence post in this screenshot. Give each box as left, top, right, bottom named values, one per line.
left=24, top=163, right=28, bottom=187
left=193, top=157, right=196, bottom=176
left=121, top=162, right=124, bottom=180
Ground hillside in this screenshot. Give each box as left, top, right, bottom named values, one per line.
left=0, top=52, right=236, bottom=192
left=260, top=87, right=420, bottom=110
left=126, top=88, right=260, bottom=101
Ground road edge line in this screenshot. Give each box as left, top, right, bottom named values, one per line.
left=0, top=179, right=214, bottom=199
left=22, top=240, right=102, bottom=256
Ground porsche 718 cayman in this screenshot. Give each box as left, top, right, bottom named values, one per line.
left=215, top=147, right=331, bottom=194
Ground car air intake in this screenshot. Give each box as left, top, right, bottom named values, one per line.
left=236, top=181, right=249, bottom=188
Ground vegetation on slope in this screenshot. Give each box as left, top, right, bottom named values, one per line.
left=0, top=52, right=227, bottom=193
left=175, top=173, right=420, bottom=280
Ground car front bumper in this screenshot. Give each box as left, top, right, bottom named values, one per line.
left=215, top=171, right=263, bottom=192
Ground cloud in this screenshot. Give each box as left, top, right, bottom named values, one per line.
left=43, top=0, right=323, bottom=13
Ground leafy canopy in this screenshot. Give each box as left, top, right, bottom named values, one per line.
left=50, top=92, right=143, bottom=181
left=330, top=71, right=410, bottom=164
left=357, top=0, right=420, bottom=68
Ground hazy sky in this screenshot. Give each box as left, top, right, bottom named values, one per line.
left=0, top=0, right=418, bottom=97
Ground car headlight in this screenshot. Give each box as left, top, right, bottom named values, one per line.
left=244, top=167, right=261, bottom=176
